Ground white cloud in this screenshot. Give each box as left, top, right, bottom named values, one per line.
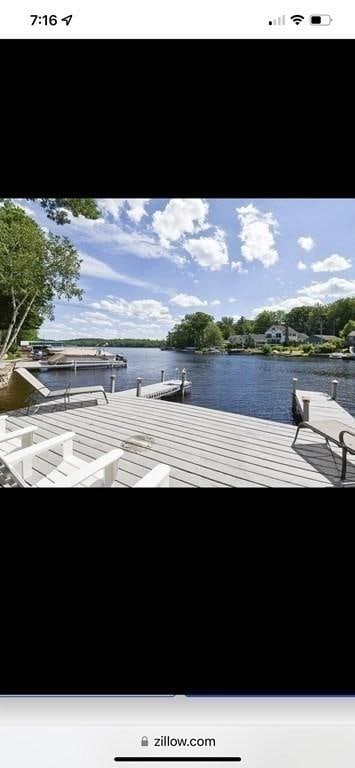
left=251, top=296, right=321, bottom=317
left=310, top=254, right=352, bottom=273
left=96, top=199, right=125, bottom=220
left=84, top=311, right=113, bottom=321
left=97, top=198, right=151, bottom=223
left=193, top=279, right=199, bottom=284
left=184, top=228, right=229, bottom=271
left=91, top=297, right=174, bottom=323
left=228, top=298, right=237, bottom=303
left=79, top=252, right=158, bottom=290
left=231, top=261, right=248, bottom=274
left=126, top=199, right=151, bottom=223
left=152, top=198, right=209, bottom=246
left=170, top=293, right=208, bottom=308
left=70, top=218, right=184, bottom=265
left=298, top=236, right=315, bottom=251
left=236, top=203, right=279, bottom=267
left=298, top=260, right=307, bottom=270
left=210, top=300, right=221, bottom=306
left=298, top=277, right=355, bottom=299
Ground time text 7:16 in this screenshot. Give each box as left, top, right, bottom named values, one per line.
left=30, top=14, right=73, bottom=25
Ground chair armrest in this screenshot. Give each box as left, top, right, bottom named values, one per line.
left=52, top=449, right=123, bottom=487
left=5, top=431, right=76, bottom=466
left=0, top=425, right=37, bottom=445
left=5, top=431, right=76, bottom=481
left=134, top=464, right=170, bottom=487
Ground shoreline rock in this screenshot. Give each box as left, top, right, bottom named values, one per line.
left=0, top=362, right=13, bottom=390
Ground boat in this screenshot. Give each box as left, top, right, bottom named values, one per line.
left=329, top=346, right=355, bottom=359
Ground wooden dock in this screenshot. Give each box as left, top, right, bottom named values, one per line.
left=116, top=378, right=191, bottom=400
left=2, top=391, right=354, bottom=487
left=294, top=388, right=355, bottom=429
left=14, top=360, right=127, bottom=371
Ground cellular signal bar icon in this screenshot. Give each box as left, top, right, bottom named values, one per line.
left=269, top=14, right=286, bottom=24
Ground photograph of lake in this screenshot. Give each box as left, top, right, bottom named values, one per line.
left=1, top=198, right=355, bottom=487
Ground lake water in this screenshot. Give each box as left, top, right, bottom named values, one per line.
left=1, top=348, right=354, bottom=423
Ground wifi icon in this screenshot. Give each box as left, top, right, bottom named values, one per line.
left=291, top=13, right=305, bottom=24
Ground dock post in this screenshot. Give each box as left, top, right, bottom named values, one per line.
left=74, top=360, right=77, bottom=375
left=136, top=377, right=142, bottom=397
left=331, top=379, right=338, bottom=400
left=292, top=377, right=298, bottom=395
left=110, top=374, right=116, bottom=394
left=302, top=397, right=310, bottom=422
left=180, top=368, right=186, bottom=400
left=161, top=369, right=165, bottom=383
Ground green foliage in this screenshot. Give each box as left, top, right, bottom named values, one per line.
left=233, top=315, right=255, bottom=334
left=341, top=319, right=355, bottom=338
left=253, top=310, right=282, bottom=333
left=302, top=343, right=314, bottom=353
left=27, top=198, right=101, bottom=225
left=262, top=344, right=271, bottom=354
left=56, top=338, right=163, bottom=347
left=216, top=316, right=236, bottom=339
left=168, top=312, right=214, bottom=349
left=243, top=334, right=255, bottom=349
left=0, top=201, right=82, bottom=359
left=203, top=323, right=224, bottom=348
left=316, top=342, right=338, bottom=353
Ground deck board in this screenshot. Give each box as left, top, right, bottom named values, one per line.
left=2, top=392, right=353, bottom=487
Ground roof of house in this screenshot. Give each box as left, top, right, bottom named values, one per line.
left=229, top=333, right=266, bottom=342
left=265, top=325, right=306, bottom=335
left=347, top=330, right=355, bottom=337
left=311, top=334, right=340, bottom=341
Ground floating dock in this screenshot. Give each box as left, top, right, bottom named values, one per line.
left=116, top=378, right=191, bottom=400
left=293, top=378, right=355, bottom=430
left=14, top=360, right=127, bottom=371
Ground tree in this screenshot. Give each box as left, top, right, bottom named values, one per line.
left=340, top=319, right=355, bottom=339
left=216, top=316, right=235, bottom=340
left=0, top=199, right=101, bottom=225
left=326, top=298, right=355, bottom=336
left=0, top=202, right=82, bottom=359
left=243, top=334, right=255, bottom=349
left=253, top=310, right=279, bottom=333
left=203, top=323, right=224, bottom=348
left=167, top=312, right=214, bottom=349
left=29, top=199, right=101, bottom=224
left=284, top=306, right=315, bottom=335
left=233, top=315, right=255, bottom=334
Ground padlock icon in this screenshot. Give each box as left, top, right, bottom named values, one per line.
left=141, top=737, right=149, bottom=747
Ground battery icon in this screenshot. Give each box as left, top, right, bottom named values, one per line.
left=310, top=14, right=332, bottom=24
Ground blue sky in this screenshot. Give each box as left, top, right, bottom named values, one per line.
left=15, top=198, right=355, bottom=339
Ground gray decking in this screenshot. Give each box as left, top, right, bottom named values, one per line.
left=295, top=389, right=355, bottom=428
left=2, top=393, right=354, bottom=487
left=116, top=378, right=191, bottom=399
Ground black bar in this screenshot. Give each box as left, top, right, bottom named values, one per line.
left=114, top=760, right=241, bottom=763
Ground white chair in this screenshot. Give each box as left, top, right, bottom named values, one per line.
left=1, top=429, right=171, bottom=487
left=1, top=431, right=123, bottom=487
left=134, top=464, right=170, bottom=487
left=16, top=367, right=108, bottom=412
left=0, top=415, right=38, bottom=458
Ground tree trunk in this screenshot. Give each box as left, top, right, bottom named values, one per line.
left=6, top=295, right=37, bottom=353
left=0, top=308, right=18, bottom=359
